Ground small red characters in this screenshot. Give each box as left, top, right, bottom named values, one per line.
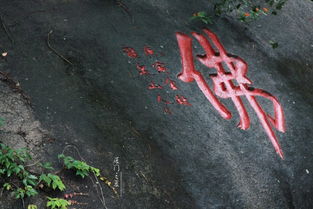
left=144, top=46, right=154, bottom=55
left=123, top=47, right=138, bottom=58
left=136, top=64, right=149, bottom=75
left=175, top=95, right=191, bottom=106
left=148, top=82, right=162, bottom=89
left=165, top=78, right=178, bottom=90
left=152, top=61, right=167, bottom=73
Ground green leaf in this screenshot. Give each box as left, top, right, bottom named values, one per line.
left=0, top=169, right=5, bottom=175
left=22, top=178, right=27, bottom=186
left=40, top=162, right=54, bottom=170
left=58, top=154, right=65, bottom=159
left=40, top=174, right=52, bottom=186
left=76, top=170, right=87, bottom=178
left=59, top=154, right=101, bottom=179
left=14, top=188, right=25, bottom=199
left=40, top=174, right=65, bottom=191
left=197, top=11, right=206, bottom=17
left=28, top=179, right=37, bottom=186
left=91, top=167, right=100, bottom=177
left=28, top=174, right=38, bottom=180
left=27, top=205, right=38, bottom=209
left=25, top=186, right=38, bottom=197
left=3, top=183, right=12, bottom=190
left=27, top=204, right=37, bottom=209
left=7, top=169, right=12, bottom=177
left=47, top=197, right=70, bottom=209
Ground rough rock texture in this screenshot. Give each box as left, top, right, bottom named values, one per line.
left=0, top=0, right=312, bottom=209
left=0, top=82, right=46, bottom=151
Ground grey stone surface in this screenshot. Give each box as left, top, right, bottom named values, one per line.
left=0, top=82, right=45, bottom=151
left=0, top=0, right=312, bottom=208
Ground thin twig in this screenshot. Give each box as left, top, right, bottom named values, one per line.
left=0, top=188, right=4, bottom=197
left=0, top=15, right=14, bottom=44
left=92, top=172, right=108, bottom=209
left=25, top=159, right=41, bottom=167
left=116, top=1, right=134, bottom=24
left=47, top=30, right=73, bottom=65
left=21, top=198, right=25, bottom=209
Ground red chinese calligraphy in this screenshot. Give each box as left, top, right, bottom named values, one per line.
left=165, top=78, right=179, bottom=90
left=148, top=82, right=163, bottom=89
left=144, top=46, right=154, bottom=55
left=175, top=95, right=191, bottom=106
left=152, top=61, right=167, bottom=73
left=122, top=47, right=138, bottom=58
left=136, top=64, right=149, bottom=75
left=176, top=29, right=286, bottom=158
left=123, top=45, right=191, bottom=115
left=157, top=95, right=172, bottom=104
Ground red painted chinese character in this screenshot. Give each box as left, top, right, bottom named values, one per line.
left=165, top=78, right=179, bottom=90
left=136, top=64, right=149, bottom=75
left=176, top=29, right=286, bottom=158
left=152, top=61, right=167, bottom=73
left=175, top=95, right=191, bottom=106
left=144, top=46, right=154, bottom=55
left=122, top=47, right=138, bottom=58
left=148, top=82, right=163, bottom=89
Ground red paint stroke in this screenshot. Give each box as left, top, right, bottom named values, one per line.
left=157, top=94, right=162, bottom=103
left=165, top=78, right=178, bottom=90
left=152, top=61, right=167, bottom=73
left=157, top=95, right=172, bottom=104
left=123, top=47, right=138, bottom=58
left=144, top=46, right=154, bottom=55
left=136, top=64, right=149, bottom=75
left=148, top=82, right=162, bottom=89
left=176, top=29, right=285, bottom=158
left=175, top=95, right=191, bottom=106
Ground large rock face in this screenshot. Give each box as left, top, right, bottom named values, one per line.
left=0, top=0, right=312, bottom=208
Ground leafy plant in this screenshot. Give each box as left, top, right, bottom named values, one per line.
left=0, top=143, right=39, bottom=199
left=217, top=0, right=288, bottom=21
left=192, top=0, right=289, bottom=24
left=0, top=143, right=65, bottom=201
left=39, top=173, right=65, bottom=191
left=14, top=185, right=38, bottom=199
left=46, top=197, right=70, bottom=209
left=58, top=154, right=100, bottom=178
left=0, top=143, right=113, bottom=207
left=0, top=144, right=31, bottom=171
